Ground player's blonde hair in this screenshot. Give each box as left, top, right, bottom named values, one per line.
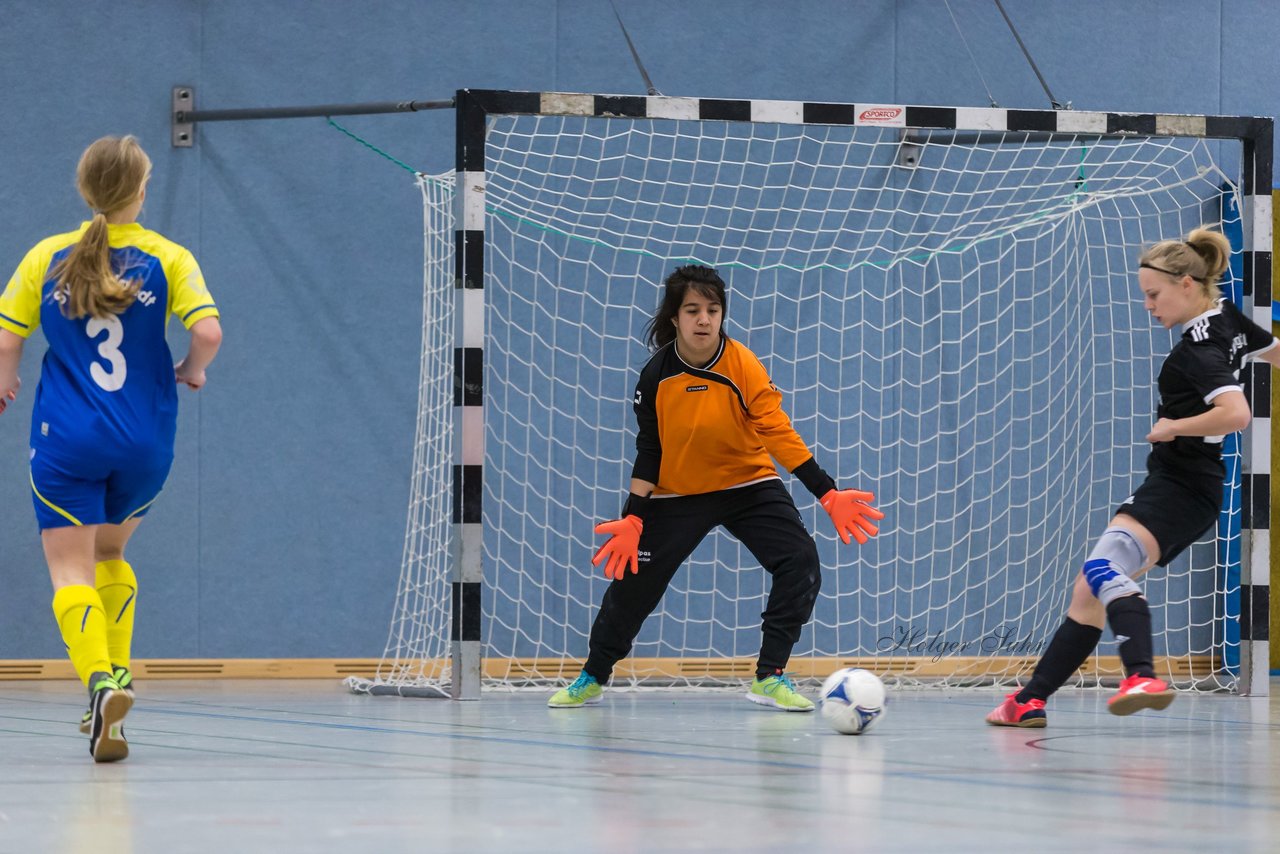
left=53, top=135, right=152, bottom=319
left=1138, top=226, right=1232, bottom=302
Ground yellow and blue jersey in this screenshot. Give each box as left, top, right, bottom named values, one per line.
left=0, top=221, right=218, bottom=470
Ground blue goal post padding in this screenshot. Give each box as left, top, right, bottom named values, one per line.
left=1221, top=186, right=1244, bottom=675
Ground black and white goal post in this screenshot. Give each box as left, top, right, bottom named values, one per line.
left=1238, top=116, right=1273, bottom=697
left=434, top=90, right=1272, bottom=699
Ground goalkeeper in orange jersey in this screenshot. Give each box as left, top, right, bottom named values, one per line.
left=549, top=264, right=883, bottom=710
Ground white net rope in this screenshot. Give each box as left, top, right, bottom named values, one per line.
left=346, top=174, right=455, bottom=698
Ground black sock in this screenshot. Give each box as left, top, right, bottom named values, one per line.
left=1105, top=595, right=1155, bottom=678
left=756, top=667, right=782, bottom=681
left=1016, top=618, right=1102, bottom=703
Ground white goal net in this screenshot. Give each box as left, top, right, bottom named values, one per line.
left=346, top=175, right=456, bottom=698
left=359, top=103, right=1261, bottom=696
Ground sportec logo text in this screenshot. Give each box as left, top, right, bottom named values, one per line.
left=858, top=106, right=904, bottom=123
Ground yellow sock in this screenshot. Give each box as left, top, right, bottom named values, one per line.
left=52, top=585, right=112, bottom=688
left=95, top=559, right=137, bottom=670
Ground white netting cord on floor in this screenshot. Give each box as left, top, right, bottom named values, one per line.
left=346, top=174, right=456, bottom=698
left=476, top=116, right=1244, bottom=693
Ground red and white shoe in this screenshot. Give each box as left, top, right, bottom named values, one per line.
left=985, top=693, right=1047, bottom=728
left=1107, top=674, right=1175, bottom=717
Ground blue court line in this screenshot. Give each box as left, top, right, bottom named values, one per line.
left=126, top=705, right=825, bottom=770
left=119, top=704, right=1279, bottom=798
left=8, top=699, right=1275, bottom=814
left=0, top=722, right=1157, bottom=829
left=1, top=710, right=1271, bottom=818
left=5, top=688, right=1275, bottom=732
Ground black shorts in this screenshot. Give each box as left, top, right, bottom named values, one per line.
left=1116, top=469, right=1221, bottom=567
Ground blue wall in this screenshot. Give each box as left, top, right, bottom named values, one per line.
left=1, top=1, right=1278, bottom=659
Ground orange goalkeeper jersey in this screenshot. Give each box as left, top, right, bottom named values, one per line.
left=630, top=336, right=815, bottom=496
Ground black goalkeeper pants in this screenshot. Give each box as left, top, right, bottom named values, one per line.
left=584, top=479, right=822, bottom=683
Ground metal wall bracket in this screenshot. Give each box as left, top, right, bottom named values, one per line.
left=172, top=86, right=194, bottom=147
left=897, top=139, right=922, bottom=169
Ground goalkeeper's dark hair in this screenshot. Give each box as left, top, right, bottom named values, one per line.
left=1139, top=226, right=1231, bottom=302
left=644, top=264, right=727, bottom=350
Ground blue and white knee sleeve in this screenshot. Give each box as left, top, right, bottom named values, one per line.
left=1082, top=527, right=1148, bottom=607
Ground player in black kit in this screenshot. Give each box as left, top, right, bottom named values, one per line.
left=987, top=227, right=1280, bottom=727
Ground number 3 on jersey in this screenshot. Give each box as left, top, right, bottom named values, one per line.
left=86, top=315, right=127, bottom=391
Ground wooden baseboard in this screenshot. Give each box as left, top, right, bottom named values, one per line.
left=490, top=655, right=1220, bottom=681
left=0, top=655, right=1221, bottom=682
left=0, top=659, right=387, bottom=680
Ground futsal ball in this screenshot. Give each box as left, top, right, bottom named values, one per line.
left=819, top=668, right=886, bottom=735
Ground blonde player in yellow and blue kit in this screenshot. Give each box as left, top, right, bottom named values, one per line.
left=0, top=136, right=222, bottom=762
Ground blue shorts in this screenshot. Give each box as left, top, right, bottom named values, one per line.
left=29, top=447, right=172, bottom=530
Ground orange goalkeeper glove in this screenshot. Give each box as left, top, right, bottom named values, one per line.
left=592, top=515, right=643, bottom=580
left=819, top=489, right=884, bottom=545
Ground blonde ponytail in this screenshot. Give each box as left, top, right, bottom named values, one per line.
left=52, top=136, right=151, bottom=319
left=1184, top=227, right=1231, bottom=286
left=1138, top=226, right=1232, bottom=302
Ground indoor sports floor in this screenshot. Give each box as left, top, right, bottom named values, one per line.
left=0, top=678, right=1275, bottom=852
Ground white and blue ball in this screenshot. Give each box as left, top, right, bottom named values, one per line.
left=819, top=668, right=886, bottom=735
